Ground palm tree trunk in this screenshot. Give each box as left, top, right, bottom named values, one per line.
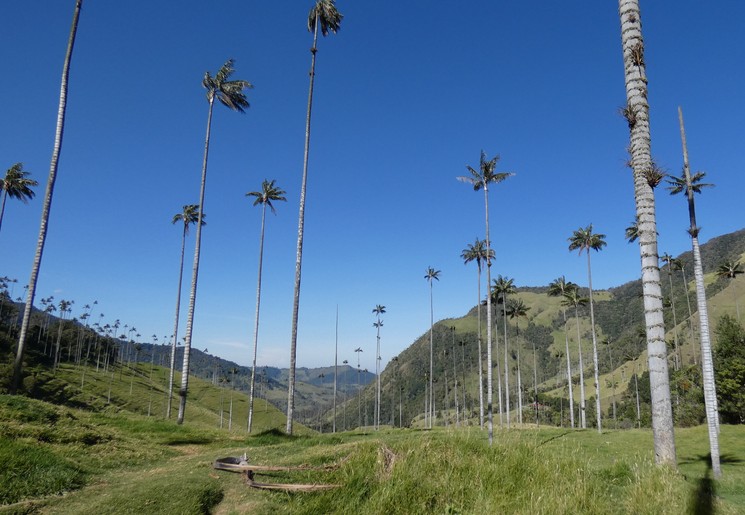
left=11, top=0, right=82, bottom=394
left=502, top=294, right=510, bottom=429
left=287, top=14, right=320, bottom=436
left=494, top=304, right=503, bottom=427
left=586, top=253, right=602, bottom=433
left=248, top=202, right=267, bottom=433
left=680, top=265, right=697, bottom=365
left=375, top=323, right=381, bottom=430
left=678, top=107, right=720, bottom=477
left=516, top=325, right=523, bottom=425
left=575, top=308, right=587, bottom=429
left=532, top=339, right=538, bottom=427
left=666, top=266, right=681, bottom=371
left=333, top=306, right=338, bottom=433
left=177, top=96, right=214, bottom=424
left=452, top=338, right=459, bottom=426
left=476, top=266, right=485, bottom=429
left=167, top=224, right=187, bottom=418
left=0, top=190, right=8, bottom=233
left=634, top=364, right=641, bottom=428
left=619, top=0, right=676, bottom=465
left=562, top=307, right=575, bottom=428
left=483, top=185, right=495, bottom=443
left=428, top=281, right=434, bottom=428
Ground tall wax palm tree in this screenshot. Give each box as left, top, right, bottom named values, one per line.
left=660, top=253, right=681, bottom=371
left=287, top=0, right=343, bottom=436
left=457, top=151, right=514, bottom=444
left=568, top=224, right=606, bottom=433
left=716, top=261, right=743, bottom=321
left=563, top=288, right=588, bottom=428
left=667, top=106, right=719, bottom=476
left=461, top=238, right=492, bottom=429
left=493, top=274, right=516, bottom=428
left=372, top=304, right=386, bottom=430
left=547, top=277, right=578, bottom=428
left=246, top=180, right=286, bottom=433
left=506, top=297, right=530, bottom=424
left=166, top=205, right=202, bottom=418
left=12, top=0, right=82, bottom=394
left=0, top=163, right=38, bottom=234
left=618, top=0, right=677, bottom=465
left=424, top=267, right=440, bottom=428
left=177, top=59, right=251, bottom=424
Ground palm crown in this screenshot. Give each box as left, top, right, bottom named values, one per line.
left=506, top=298, right=530, bottom=319
left=424, top=267, right=441, bottom=283
left=568, top=224, right=607, bottom=254
left=547, top=276, right=578, bottom=298
left=457, top=150, right=514, bottom=191
left=666, top=170, right=713, bottom=196
left=716, top=260, right=743, bottom=280
left=172, top=204, right=203, bottom=233
left=2, top=163, right=38, bottom=202
left=660, top=253, right=674, bottom=268
left=247, top=179, right=287, bottom=214
left=461, top=238, right=493, bottom=271
left=203, top=59, right=252, bottom=112
left=308, top=0, right=343, bottom=36
left=491, top=275, right=516, bottom=303
left=562, top=288, right=588, bottom=308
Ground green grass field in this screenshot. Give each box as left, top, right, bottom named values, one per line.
left=1, top=361, right=743, bottom=514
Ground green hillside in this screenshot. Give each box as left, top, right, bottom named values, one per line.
left=332, top=228, right=745, bottom=432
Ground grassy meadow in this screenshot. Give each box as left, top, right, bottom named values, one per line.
left=1, top=362, right=743, bottom=514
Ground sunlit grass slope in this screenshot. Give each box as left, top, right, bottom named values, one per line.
left=2, top=389, right=743, bottom=514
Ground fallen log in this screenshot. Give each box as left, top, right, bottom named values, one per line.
left=212, top=458, right=341, bottom=473
left=212, top=455, right=342, bottom=492
left=243, top=471, right=339, bottom=492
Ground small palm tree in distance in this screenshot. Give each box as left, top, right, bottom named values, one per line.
left=568, top=224, right=606, bottom=433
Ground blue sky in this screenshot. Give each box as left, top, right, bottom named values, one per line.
left=1, top=1, right=743, bottom=373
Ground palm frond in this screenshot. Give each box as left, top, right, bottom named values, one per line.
left=568, top=224, right=607, bottom=254
left=203, top=59, right=252, bottom=112
left=2, top=163, right=38, bottom=202
left=625, top=220, right=639, bottom=243
left=716, top=261, right=744, bottom=280
left=247, top=179, right=287, bottom=214
left=424, top=267, right=441, bottom=282
left=308, top=0, right=343, bottom=36
left=666, top=170, right=713, bottom=195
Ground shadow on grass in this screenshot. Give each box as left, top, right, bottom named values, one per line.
left=162, top=435, right=215, bottom=445
left=680, top=452, right=743, bottom=467
left=537, top=431, right=572, bottom=447
left=687, top=453, right=742, bottom=514
left=250, top=427, right=301, bottom=445
left=691, top=465, right=715, bottom=515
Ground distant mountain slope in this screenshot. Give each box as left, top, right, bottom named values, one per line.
left=331, top=227, right=745, bottom=430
